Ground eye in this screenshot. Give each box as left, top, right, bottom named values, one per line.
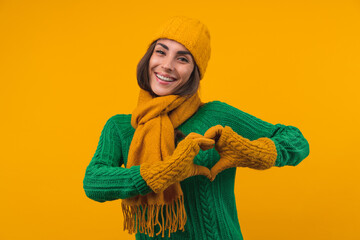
left=178, top=57, right=189, bottom=63
left=155, top=50, right=165, bottom=55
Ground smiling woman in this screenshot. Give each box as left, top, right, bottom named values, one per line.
left=83, top=16, right=310, bottom=240
left=136, top=38, right=201, bottom=97
left=148, top=39, right=195, bottom=96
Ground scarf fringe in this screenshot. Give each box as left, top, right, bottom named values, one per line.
left=121, top=195, right=187, bottom=238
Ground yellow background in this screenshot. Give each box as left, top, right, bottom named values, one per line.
left=1, top=0, right=359, bottom=239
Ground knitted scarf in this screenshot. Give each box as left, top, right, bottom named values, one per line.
left=121, top=89, right=202, bottom=238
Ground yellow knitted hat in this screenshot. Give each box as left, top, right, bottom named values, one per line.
left=149, top=16, right=211, bottom=79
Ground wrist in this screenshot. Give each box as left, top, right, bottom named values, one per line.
left=140, top=138, right=199, bottom=193
left=175, top=138, right=200, bottom=157
left=215, top=126, right=234, bottom=151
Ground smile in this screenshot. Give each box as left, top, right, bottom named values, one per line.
left=155, top=73, right=176, bottom=82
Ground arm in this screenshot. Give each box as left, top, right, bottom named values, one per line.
left=83, top=117, right=152, bottom=202
left=206, top=101, right=310, bottom=167
left=270, top=123, right=310, bottom=167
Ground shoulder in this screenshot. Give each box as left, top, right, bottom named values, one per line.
left=197, top=100, right=277, bottom=139
left=108, top=114, right=132, bottom=124
left=180, top=100, right=243, bottom=133
left=184, top=100, right=238, bottom=123
left=199, top=100, right=240, bottom=113
left=198, top=100, right=250, bottom=121
left=200, top=100, right=270, bottom=123
left=105, top=114, right=134, bottom=138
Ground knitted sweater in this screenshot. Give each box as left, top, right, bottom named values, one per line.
left=83, top=101, right=310, bottom=240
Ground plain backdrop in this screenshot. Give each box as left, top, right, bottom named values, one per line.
left=1, top=0, right=359, bottom=239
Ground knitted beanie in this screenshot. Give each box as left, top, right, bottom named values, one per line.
left=149, top=16, right=211, bottom=79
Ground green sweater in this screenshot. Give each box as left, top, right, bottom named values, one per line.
left=83, top=101, right=310, bottom=240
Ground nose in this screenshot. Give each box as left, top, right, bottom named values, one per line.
left=161, top=57, right=174, bottom=71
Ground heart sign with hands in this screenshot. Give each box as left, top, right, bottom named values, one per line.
left=140, top=132, right=215, bottom=193
left=204, top=125, right=278, bottom=181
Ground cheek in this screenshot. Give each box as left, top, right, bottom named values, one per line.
left=180, top=66, right=194, bottom=82
left=148, top=55, right=161, bottom=69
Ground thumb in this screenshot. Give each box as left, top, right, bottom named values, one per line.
left=210, top=158, right=232, bottom=181
left=194, top=138, right=215, bottom=151
left=194, top=165, right=212, bottom=180
left=204, top=125, right=223, bottom=141
left=185, top=132, right=204, bottom=140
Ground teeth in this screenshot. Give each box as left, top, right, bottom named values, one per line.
left=156, top=73, right=175, bottom=82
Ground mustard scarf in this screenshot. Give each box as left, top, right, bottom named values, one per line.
left=121, top=89, right=203, bottom=238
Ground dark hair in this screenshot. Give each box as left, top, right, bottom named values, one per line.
left=174, top=129, right=186, bottom=144
left=136, top=40, right=201, bottom=97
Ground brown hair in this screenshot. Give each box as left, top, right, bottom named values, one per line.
left=136, top=40, right=201, bottom=97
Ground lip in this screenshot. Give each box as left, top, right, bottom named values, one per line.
left=155, top=72, right=177, bottom=80
left=155, top=73, right=174, bottom=85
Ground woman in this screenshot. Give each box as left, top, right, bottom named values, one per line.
left=83, top=16, right=310, bottom=240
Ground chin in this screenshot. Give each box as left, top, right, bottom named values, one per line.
left=150, top=82, right=176, bottom=96
left=152, top=89, right=172, bottom=96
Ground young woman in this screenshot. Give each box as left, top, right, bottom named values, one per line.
left=83, top=16, right=310, bottom=240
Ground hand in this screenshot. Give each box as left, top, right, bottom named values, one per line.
left=185, top=132, right=215, bottom=151
left=205, top=125, right=236, bottom=181
left=205, top=125, right=277, bottom=181
left=180, top=132, right=215, bottom=179
left=203, top=125, right=223, bottom=142
left=140, top=132, right=215, bottom=193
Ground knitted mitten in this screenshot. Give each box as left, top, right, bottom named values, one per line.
left=204, top=125, right=277, bottom=181
left=140, top=133, right=214, bottom=193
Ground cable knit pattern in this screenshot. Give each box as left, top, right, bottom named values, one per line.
left=216, top=126, right=277, bottom=170
left=83, top=101, right=310, bottom=240
left=83, top=118, right=152, bottom=202
left=199, top=176, right=216, bottom=240
left=140, top=138, right=200, bottom=193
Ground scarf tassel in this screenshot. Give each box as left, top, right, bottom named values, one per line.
left=121, top=195, right=187, bottom=238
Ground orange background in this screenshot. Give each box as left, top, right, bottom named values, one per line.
left=1, top=0, right=359, bottom=239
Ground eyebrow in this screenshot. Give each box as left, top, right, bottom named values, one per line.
left=156, top=43, right=192, bottom=56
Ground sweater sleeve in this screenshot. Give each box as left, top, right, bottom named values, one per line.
left=206, top=101, right=310, bottom=167
left=83, top=117, right=152, bottom=202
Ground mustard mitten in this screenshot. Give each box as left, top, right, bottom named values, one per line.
left=140, top=133, right=214, bottom=193
left=204, top=125, right=277, bottom=181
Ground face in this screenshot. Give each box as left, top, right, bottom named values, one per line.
left=148, top=38, right=195, bottom=96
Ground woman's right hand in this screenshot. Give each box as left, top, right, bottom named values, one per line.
left=140, top=133, right=214, bottom=193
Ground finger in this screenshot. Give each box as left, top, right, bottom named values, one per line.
left=196, top=138, right=215, bottom=145
left=204, top=125, right=223, bottom=141
left=194, top=165, right=212, bottom=180
left=198, top=138, right=215, bottom=146
left=200, top=144, right=215, bottom=151
left=193, top=138, right=215, bottom=150
left=185, top=132, right=203, bottom=140
left=204, top=126, right=218, bottom=139
left=210, top=158, right=232, bottom=181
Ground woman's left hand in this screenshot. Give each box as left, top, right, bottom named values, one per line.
left=204, top=125, right=277, bottom=181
